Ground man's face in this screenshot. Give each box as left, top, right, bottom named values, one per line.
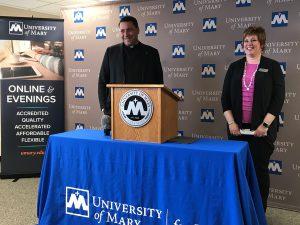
left=119, top=21, right=139, bottom=47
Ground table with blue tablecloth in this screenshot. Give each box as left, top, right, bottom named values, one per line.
left=37, top=129, right=267, bottom=225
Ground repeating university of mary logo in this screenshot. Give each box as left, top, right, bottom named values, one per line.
left=172, top=88, right=184, bottom=101
left=271, top=11, right=288, bottom=27
left=279, top=112, right=284, bottom=127
left=203, top=17, right=217, bottom=32
left=172, top=45, right=185, bottom=58
left=74, top=49, right=85, bottom=61
left=75, top=87, right=85, bottom=99
left=234, top=41, right=245, bottom=56
left=96, top=27, right=107, bottom=39
left=201, top=64, right=216, bottom=78
left=200, top=109, right=215, bottom=122
left=173, top=0, right=186, bottom=14
left=279, top=62, right=287, bottom=77
left=145, top=23, right=157, bottom=36
left=268, top=160, right=283, bottom=175
left=74, top=10, right=84, bottom=23
left=119, top=89, right=153, bottom=128
left=119, top=5, right=131, bottom=18
left=236, top=0, right=251, bottom=7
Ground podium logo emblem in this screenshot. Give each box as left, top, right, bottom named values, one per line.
left=119, top=89, right=153, bottom=127
left=75, top=123, right=85, bottom=130
left=177, top=130, right=184, bottom=136
left=66, top=187, right=89, bottom=217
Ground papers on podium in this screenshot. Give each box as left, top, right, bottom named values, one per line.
left=240, top=129, right=255, bottom=136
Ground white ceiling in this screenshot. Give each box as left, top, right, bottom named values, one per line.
left=0, top=0, right=121, bottom=17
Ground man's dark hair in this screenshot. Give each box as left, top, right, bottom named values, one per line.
left=119, top=16, right=139, bottom=28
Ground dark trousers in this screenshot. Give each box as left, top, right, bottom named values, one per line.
left=229, top=132, right=274, bottom=212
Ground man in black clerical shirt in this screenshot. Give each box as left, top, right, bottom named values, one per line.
left=98, top=16, right=164, bottom=116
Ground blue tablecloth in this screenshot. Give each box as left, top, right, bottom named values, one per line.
left=37, top=129, right=266, bottom=225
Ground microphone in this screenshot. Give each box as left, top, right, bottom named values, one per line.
left=101, top=114, right=111, bottom=136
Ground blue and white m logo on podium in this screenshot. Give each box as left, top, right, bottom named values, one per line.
left=268, top=160, right=282, bottom=175
left=9, top=21, right=23, bottom=35
left=271, top=11, right=288, bottom=27
left=75, top=87, right=84, bottom=99
left=236, top=0, right=251, bottom=7
left=201, top=109, right=215, bottom=122
left=202, top=64, right=216, bottom=78
left=173, top=0, right=186, bottom=14
left=66, top=187, right=89, bottom=217
left=203, top=18, right=217, bottom=32
left=74, top=11, right=84, bottom=23
left=119, top=5, right=130, bottom=18
left=172, top=45, right=185, bottom=58
left=235, top=41, right=245, bottom=56
left=75, top=123, right=85, bottom=130
left=177, top=130, right=184, bottom=137
left=145, top=23, right=157, bottom=36
left=96, top=27, right=107, bottom=39
left=74, top=49, right=84, bottom=61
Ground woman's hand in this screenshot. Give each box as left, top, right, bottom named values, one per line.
left=229, top=122, right=241, bottom=136
left=254, top=124, right=268, bottom=137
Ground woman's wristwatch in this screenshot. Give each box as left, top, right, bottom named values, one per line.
left=262, top=122, right=270, bottom=128
left=228, top=121, right=235, bottom=125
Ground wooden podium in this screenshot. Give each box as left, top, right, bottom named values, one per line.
left=107, top=84, right=180, bottom=143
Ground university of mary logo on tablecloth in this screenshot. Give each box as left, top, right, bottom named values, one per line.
left=66, top=187, right=90, bottom=218
left=119, top=89, right=153, bottom=128
left=65, top=186, right=201, bottom=224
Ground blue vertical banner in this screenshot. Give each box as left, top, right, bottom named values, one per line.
left=0, top=17, right=64, bottom=177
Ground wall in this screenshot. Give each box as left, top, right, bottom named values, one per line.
left=0, top=5, right=59, bottom=19
left=62, top=0, right=300, bottom=211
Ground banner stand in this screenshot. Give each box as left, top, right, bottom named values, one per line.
left=0, top=16, right=64, bottom=178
